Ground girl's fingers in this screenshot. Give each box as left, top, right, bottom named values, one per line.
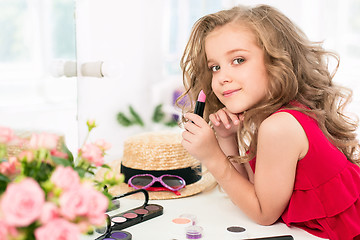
left=217, top=109, right=232, bottom=129
left=209, top=114, right=220, bottom=126
left=183, top=113, right=207, bottom=129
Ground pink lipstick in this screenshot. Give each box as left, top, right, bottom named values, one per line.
left=194, top=90, right=206, bottom=118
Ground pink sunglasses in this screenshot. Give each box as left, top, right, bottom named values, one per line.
left=128, top=174, right=186, bottom=191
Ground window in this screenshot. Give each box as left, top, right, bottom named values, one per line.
left=0, top=0, right=76, bottom=105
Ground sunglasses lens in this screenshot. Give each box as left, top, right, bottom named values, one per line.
left=130, top=175, right=153, bottom=187
left=162, top=176, right=184, bottom=188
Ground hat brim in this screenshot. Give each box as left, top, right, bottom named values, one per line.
left=95, top=159, right=217, bottom=200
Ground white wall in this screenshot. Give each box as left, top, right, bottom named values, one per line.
left=76, top=0, right=170, bottom=161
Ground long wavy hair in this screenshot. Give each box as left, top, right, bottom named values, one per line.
left=178, top=4, right=360, bottom=165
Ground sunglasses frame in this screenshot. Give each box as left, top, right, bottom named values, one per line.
left=128, top=174, right=186, bottom=191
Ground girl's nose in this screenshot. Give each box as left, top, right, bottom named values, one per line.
left=217, top=70, right=232, bottom=85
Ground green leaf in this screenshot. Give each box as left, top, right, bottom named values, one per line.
left=152, top=104, right=165, bottom=123
left=101, top=164, right=111, bottom=169
left=61, top=142, right=74, bottom=163
left=116, top=112, right=133, bottom=127
left=165, top=120, right=179, bottom=127
left=0, top=173, right=10, bottom=193
left=51, top=156, right=72, bottom=167
left=129, top=106, right=144, bottom=127
left=74, top=166, right=86, bottom=178
left=0, top=173, right=10, bottom=183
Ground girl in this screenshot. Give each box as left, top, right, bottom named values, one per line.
left=179, top=4, right=360, bottom=240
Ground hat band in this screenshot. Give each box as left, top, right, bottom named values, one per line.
left=121, top=163, right=202, bottom=185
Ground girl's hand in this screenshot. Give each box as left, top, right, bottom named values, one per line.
left=182, top=113, right=224, bottom=164
left=209, top=108, right=243, bottom=139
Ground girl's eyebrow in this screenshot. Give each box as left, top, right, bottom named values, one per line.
left=207, top=48, right=249, bottom=64
left=226, top=48, right=249, bottom=55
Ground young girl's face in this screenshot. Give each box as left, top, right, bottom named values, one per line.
left=205, top=22, right=269, bottom=114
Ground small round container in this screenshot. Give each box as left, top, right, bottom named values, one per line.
left=186, top=225, right=203, bottom=239
left=171, top=217, right=193, bottom=238
left=179, top=213, right=197, bottom=225
left=226, top=226, right=248, bottom=239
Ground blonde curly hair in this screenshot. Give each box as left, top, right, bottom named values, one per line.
left=178, top=4, right=360, bottom=165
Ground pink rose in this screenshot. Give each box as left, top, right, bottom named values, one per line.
left=0, top=126, right=14, bottom=143
left=51, top=149, right=69, bottom=159
left=59, top=185, right=90, bottom=220
left=1, top=178, right=45, bottom=227
left=0, top=156, right=20, bottom=176
left=86, top=187, right=108, bottom=225
left=80, top=143, right=104, bottom=166
left=95, top=139, right=112, bottom=151
left=0, top=220, right=18, bottom=240
left=29, top=132, right=59, bottom=150
left=35, top=218, right=80, bottom=240
left=18, top=150, right=34, bottom=162
left=51, top=166, right=80, bottom=191
left=40, top=202, right=60, bottom=224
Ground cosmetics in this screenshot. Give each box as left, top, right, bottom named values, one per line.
left=179, top=213, right=197, bottom=225
left=96, top=230, right=132, bottom=240
left=194, top=90, right=206, bottom=118
left=244, top=235, right=294, bottom=240
left=171, top=217, right=193, bottom=238
left=110, top=203, right=163, bottom=231
left=186, top=225, right=203, bottom=239
left=227, top=226, right=248, bottom=239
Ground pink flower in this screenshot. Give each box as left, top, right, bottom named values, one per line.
left=39, top=202, right=60, bottom=224
left=80, top=143, right=104, bottom=166
left=0, top=223, right=6, bottom=240
left=0, top=156, right=20, bottom=176
left=18, top=150, right=34, bottom=162
left=0, top=220, right=18, bottom=240
left=0, top=178, right=45, bottom=227
left=59, top=185, right=90, bottom=220
left=0, top=126, right=14, bottom=143
left=51, top=149, right=69, bottom=159
left=51, top=166, right=80, bottom=191
left=35, top=218, right=80, bottom=240
left=86, top=187, right=109, bottom=225
left=95, top=139, right=112, bottom=151
left=28, top=132, right=59, bottom=150
left=59, top=184, right=108, bottom=224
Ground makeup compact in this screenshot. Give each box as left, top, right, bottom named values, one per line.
left=95, top=189, right=163, bottom=240
left=110, top=203, right=163, bottom=230
left=226, top=226, right=248, bottom=239
left=110, top=189, right=163, bottom=230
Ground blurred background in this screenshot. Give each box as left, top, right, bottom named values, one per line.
left=1, top=0, right=359, bottom=162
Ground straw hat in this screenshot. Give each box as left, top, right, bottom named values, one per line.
left=95, top=131, right=216, bottom=200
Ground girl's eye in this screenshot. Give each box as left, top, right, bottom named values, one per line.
left=233, top=58, right=245, bottom=65
left=210, top=65, right=220, bottom=72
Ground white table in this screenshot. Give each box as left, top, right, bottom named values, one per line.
left=84, top=186, right=324, bottom=240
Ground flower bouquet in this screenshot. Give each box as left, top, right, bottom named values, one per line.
left=0, top=121, right=123, bottom=240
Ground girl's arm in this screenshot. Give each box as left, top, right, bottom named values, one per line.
left=182, top=112, right=308, bottom=225
left=209, top=109, right=250, bottom=180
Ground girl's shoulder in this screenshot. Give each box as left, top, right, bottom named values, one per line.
left=259, top=110, right=309, bottom=159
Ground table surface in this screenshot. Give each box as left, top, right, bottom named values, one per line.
left=83, top=186, right=324, bottom=240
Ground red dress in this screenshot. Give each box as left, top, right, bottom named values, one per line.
left=249, top=109, right=360, bottom=240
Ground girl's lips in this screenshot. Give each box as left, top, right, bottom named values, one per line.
left=223, top=89, right=240, bottom=97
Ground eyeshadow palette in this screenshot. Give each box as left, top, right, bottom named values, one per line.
left=96, top=230, right=132, bottom=240
left=110, top=203, right=163, bottom=231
